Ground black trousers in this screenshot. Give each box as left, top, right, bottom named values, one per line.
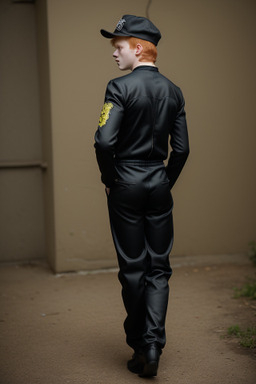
left=107, top=160, right=173, bottom=351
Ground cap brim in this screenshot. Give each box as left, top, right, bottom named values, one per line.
left=100, top=29, right=130, bottom=39
left=100, top=29, right=116, bottom=38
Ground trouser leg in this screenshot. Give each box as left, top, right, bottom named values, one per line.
left=143, top=188, right=173, bottom=348
left=107, top=180, right=147, bottom=350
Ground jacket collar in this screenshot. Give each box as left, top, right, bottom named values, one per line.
left=133, top=65, right=158, bottom=72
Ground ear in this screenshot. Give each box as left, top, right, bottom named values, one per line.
left=135, top=43, right=143, bottom=56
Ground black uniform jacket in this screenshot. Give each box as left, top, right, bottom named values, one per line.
left=94, top=65, right=189, bottom=188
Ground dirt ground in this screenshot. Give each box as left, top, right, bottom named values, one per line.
left=0, top=254, right=255, bottom=384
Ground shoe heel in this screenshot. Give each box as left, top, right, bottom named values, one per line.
left=139, top=361, right=158, bottom=377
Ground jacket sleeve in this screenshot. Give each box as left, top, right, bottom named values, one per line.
left=94, top=80, right=124, bottom=187
left=166, top=88, right=189, bottom=189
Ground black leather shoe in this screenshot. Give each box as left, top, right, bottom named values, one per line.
left=127, top=351, right=144, bottom=374
left=139, top=343, right=161, bottom=377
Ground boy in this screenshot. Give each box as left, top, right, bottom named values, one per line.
left=94, top=14, right=189, bottom=377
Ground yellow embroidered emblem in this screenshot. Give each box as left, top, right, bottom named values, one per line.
left=98, top=102, right=113, bottom=127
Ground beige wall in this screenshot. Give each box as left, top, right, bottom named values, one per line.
left=0, top=0, right=45, bottom=262
left=37, top=0, right=256, bottom=272
left=1, top=0, right=255, bottom=271
left=35, top=0, right=56, bottom=269
left=160, top=0, right=256, bottom=256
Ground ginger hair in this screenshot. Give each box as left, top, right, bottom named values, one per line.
left=111, top=36, right=157, bottom=63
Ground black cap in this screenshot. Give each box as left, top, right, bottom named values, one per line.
left=100, top=14, right=161, bottom=46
